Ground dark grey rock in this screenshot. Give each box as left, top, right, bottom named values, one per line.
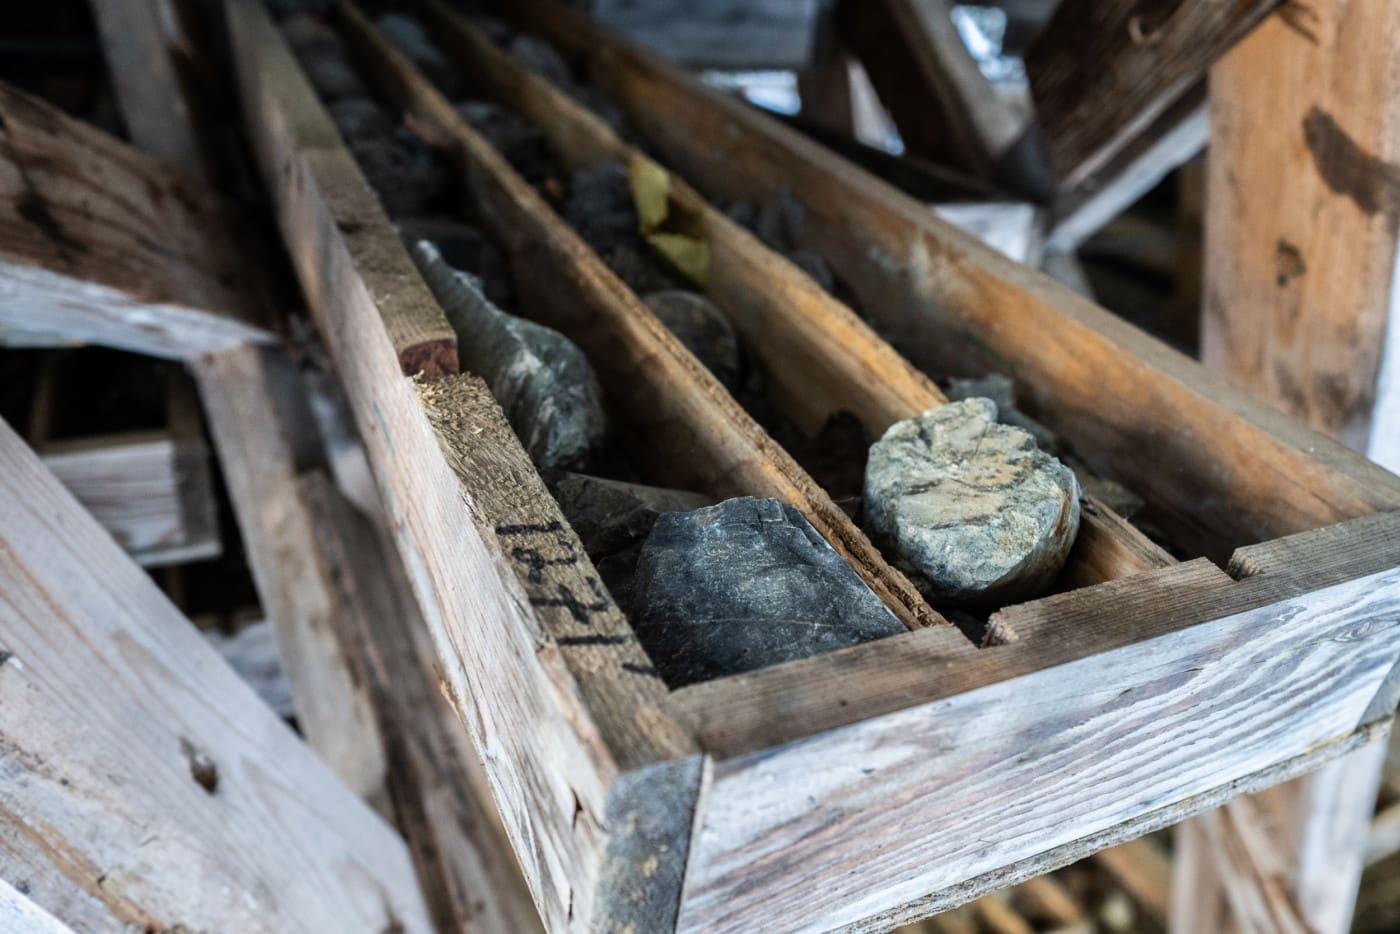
left=328, top=98, right=397, bottom=143
left=864, top=399, right=1080, bottom=605
left=631, top=496, right=904, bottom=686
left=348, top=132, right=445, bottom=217
left=547, top=472, right=712, bottom=611
left=642, top=291, right=742, bottom=392
left=412, top=241, right=608, bottom=470
left=508, top=34, right=573, bottom=88
left=300, top=49, right=368, bottom=101
left=396, top=217, right=513, bottom=306
left=281, top=13, right=341, bottom=54
left=564, top=161, right=681, bottom=292
left=787, top=249, right=835, bottom=293
left=376, top=13, right=462, bottom=97
left=456, top=100, right=558, bottom=186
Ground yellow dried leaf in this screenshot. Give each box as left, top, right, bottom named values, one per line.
left=647, top=232, right=710, bottom=286
left=628, top=156, right=670, bottom=232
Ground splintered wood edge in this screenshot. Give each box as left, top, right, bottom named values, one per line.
left=0, top=82, right=279, bottom=356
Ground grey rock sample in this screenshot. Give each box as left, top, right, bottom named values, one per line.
left=865, top=399, right=1080, bottom=605
left=300, top=49, right=368, bottom=101
left=376, top=13, right=462, bottom=97
left=788, top=249, right=835, bottom=293
left=631, top=496, right=904, bottom=686
left=547, top=472, right=712, bottom=612
left=456, top=100, right=558, bottom=186
left=328, top=98, right=396, bottom=143
left=643, top=291, right=742, bottom=392
left=945, top=374, right=1060, bottom=449
left=348, top=130, right=445, bottom=217
left=281, top=13, right=342, bottom=55
left=508, top=34, right=574, bottom=88
left=396, top=217, right=513, bottom=306
left=412, top=241, right=608, bottom=470
left=564, top=161, right=680, bottom=293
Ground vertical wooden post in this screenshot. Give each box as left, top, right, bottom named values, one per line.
left=1188, top=1, right=1400, bottom=929
left=1201, top=0, right=1400, bottom=453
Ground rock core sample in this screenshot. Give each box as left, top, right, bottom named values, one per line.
left=864, top=399, right=1080, bottom=604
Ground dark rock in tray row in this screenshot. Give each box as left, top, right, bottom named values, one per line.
left=508, top=34, right=575, bottom=89
left=396, top=217, right=513, bottom=307
left=456, top=100, right=559, bottom=187
left=300, top=48, right=368, bottom=101
left=547, top=472, right=713, bottom=612
left=376, top=13, right=462, bottom=97
left=412, top=241, right=608, bottom=471
left=328, top=98, right=397, bottom=143
left=787, top=411, right=871, bottom=520
left=631, top=496, right=904, bottom=686
left=280, top=12, right=342, bottom=55
left=348, top=129, right=446, bottom=218
left=642, top=291, right=742, bottom=392
left=564, top=161, right=683, bottom=292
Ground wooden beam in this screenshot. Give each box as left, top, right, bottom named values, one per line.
left=1026, top=0, right=1277, bottom=190
left=89, top=0, right=208, bottom=181
left=0, top=879, right=73, bottom=934
left=1202, top=0, right=1400, bottom=452
left=591, top=0, right=822, bottom=70
left=836, top=0, right=1047, bottom=197
left=40, top=430, right=220, bottom=568
left=1093, top=837, right=1171, bottom=922
left=0, top=414, right=430, bottom=931
left=1184, top=4, right=1400, bottom=930
left=0, top=81, right=276, bottom=359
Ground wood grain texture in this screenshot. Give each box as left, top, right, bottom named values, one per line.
left=341, top=0, right=943, bottom=633
left=504, top=0, right=1400, bottom=560
left=223, top=4, right=698, bottom=927
left=195, top=344, right=388, bottom=800
left=1202, top=0, right=1400, bottom=452
left=1026, top=0, right=1277, bottom=188
left=0, top=415, right=430, bottom=932
left=0, top=81, right=275, bottom=358
left=41, top=432, right=220, bottom=569
left=673, top=531, right=1400, bottom=931
left=0, top=879, right=73, bottom=934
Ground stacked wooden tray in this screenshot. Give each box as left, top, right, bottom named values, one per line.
left=222, top=1, right=1400, bottom=930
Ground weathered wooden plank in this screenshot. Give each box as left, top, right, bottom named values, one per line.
left=1025, top=0, right=1277, bottom=190
left=0, top=81, right=275, bottom=359
left=195, top=344, right=388, bottom=800
left=41, top=431, right=220, bottom=568
left=0, top=879, right=73, bottom=934
left=90, top=0, right=207, bottom=181
left=835, top=0, right=1045, bottom=197
left=1093, top=837, right=1171, bottom=922
left=505, top=0, right=1400, bottom=559
left=591, top=0, right=821, bottom=69
left=0, top=414, right=430, bottom=932
left=670, top=518, right=1400, bottom=931
left=1202, top=0, right=1400, bottom=453
left=222, top=4, right=699, bottom=929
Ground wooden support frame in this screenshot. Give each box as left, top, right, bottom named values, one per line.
left=218, top=1, right=1400, bottom=930
left=0, top=414, right=431, bottom=931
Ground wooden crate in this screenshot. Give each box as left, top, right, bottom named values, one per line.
left=222, top=1, right=1400, bottom=931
